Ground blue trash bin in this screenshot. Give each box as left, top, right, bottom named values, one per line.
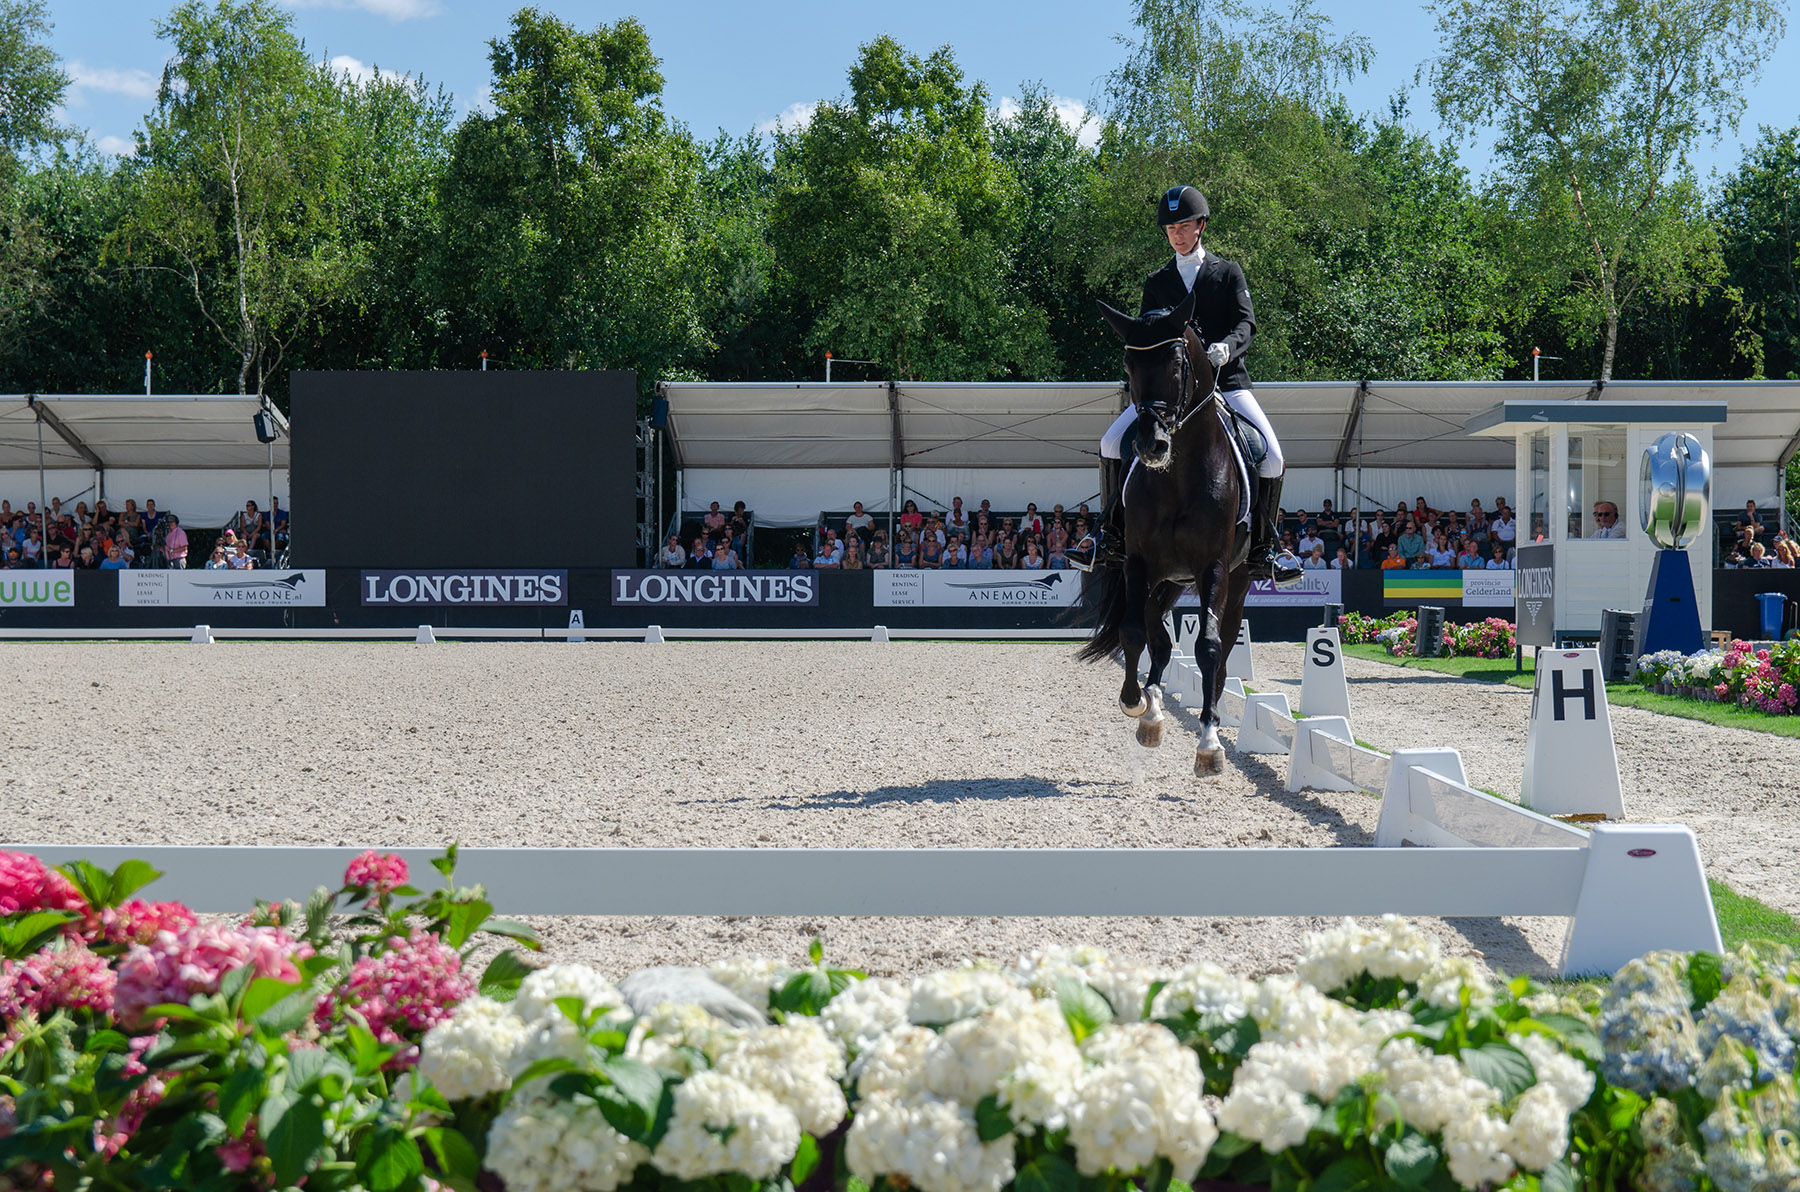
left=1755, top=591, right=1787, bottom=640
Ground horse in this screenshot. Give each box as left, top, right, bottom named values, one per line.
left=1077, top=289, right=1253, bottom=776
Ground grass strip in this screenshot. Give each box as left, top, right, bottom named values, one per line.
left=1711, top=880, right=1800, bottom=951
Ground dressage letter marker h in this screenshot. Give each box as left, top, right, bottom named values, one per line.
left=1521, top=648, right=1624, bottom=819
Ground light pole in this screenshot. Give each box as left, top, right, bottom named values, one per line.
left=824, top=351, right=876, bottom=383
left=1532, top=347, right=1563, bottom=382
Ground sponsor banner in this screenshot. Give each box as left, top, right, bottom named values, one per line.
left=1461, top=570, right=1515, bottom=608
left=610, top=570, right=817, bottom=606
left=875, top=569, right=1080, bottom=607
left=361, top=570, right=566, bottom=606
left=1515, top=544, right=1555, bottom=646
left=0, top=576, right=74, bottom=607
left=120, top=570, right=326, bottom=607
left=1179, top=569, right=1343, bottom=607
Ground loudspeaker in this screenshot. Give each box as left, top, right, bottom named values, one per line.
left=253, top=410, right=278, bottom=443
left=649, top=396, right=669, bottom=429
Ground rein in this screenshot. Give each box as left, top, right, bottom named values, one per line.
left=1122, top=336, right=1219, bottom=435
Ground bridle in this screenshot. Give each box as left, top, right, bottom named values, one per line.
left=1122, top=333, right=1219, bottom=442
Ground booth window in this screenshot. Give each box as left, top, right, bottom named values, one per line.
left=1529, top=433, right=1549, bottom=543
left=1569, top=428, right=1626, bottom=539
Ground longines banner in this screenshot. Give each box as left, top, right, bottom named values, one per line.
left=362, top=570, right=567, bottom=606
left=0, top=576, right=74, bottom=607
left=610, top=570, right=818, bottom=606
left=876, top=570, right=1080, bottom=607
left=119, top=570, right=327, bottom=607
left=1178, top=570, right=1343, bottom=608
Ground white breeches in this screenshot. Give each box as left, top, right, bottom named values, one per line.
left=1100, top=389, right=1284, bottom=476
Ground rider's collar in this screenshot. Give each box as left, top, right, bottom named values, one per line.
left=1176, top=243, right=1205, bottom=265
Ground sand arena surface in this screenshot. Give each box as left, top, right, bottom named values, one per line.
left=4, top=639, right=1791, bottom=979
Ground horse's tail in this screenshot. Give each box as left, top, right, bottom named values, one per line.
left=1072, top=565, right=1127, bottom=663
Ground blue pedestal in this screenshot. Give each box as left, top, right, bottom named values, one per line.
left=1639, top=549, right=1704, bottom=655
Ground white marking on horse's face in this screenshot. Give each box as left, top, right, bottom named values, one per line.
left=1141, top=426, right=1173, bottom=471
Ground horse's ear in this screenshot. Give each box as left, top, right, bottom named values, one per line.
left=1097, top=300, right=1136, bottom=342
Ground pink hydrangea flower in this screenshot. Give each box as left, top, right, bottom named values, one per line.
left=95, top=900, right=198, bottom=947
left=315, top=930, right=474, bottom=1057
left=216, top=1121, right=264, bottom=1173
left=0, top=942, right=115, bottom=1019
left=96, top=1034, right=165, bottom=1157
left=114, top=923, right=312, bottom=1029
left=343, top=850, right=409, bottom=895
left=0, top=852, right=88, bottom=918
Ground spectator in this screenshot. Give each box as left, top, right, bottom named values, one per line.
left=1456, top=537, right=1483, bottom=569
left=119, top=498, right=142, bottom=538
left=1316, top=500, right=1340, bottom=538
left=1302, top=545, right=1328, bottom=570
left=1492, top=506, right=1516, bottom=551
left=1330, top=546, right=1352, bottom=570
left=75, top=545, right=99, bottom=569
left=1380, top=544, right=1406, bottom=569
left=1773, top=539, right=1797, bottom=568
left=659, top=534, right=686, bottom=568
left=1021, top=503, right=1043, bottom=535
left=1297, top=525, right=1324, bottom=557
left=968, top=532, right=994, bottom=569
left=1590, top=501, right=1625, bottom=539
left=995, top=535, right=1020, bottom=569
left=1746, top=542, right=1771, bottom=567
left=683, top=537, right=707, bottom=568
left=711, top=543, right=739, bottom=570
left=703, top=502, right=726, bottom=533
left=271, top=497, right=289, bottom=550
left=141, top=499, right=162, bottom=538
left=1021, top=539, right=1046, bottom=568
left=1, top=546, right=19, bottom=569
left=921, top=515, right=946, bottom=548
left=96, top=544, right=127, bottom=570
left=21, top=526, right=42, bottom=566
left=229, top=542, right=255, bottom=569
left=1426, top=531, right=1456, bottom=569
left=845, top=501, right=874, bottom=542
left=161, top=515, right=188, bottom=568
left=894, top=531, right=917, bottom=567
left=824, top=528, right=845, bottom=564
left=899, top=499, right=923, bottom=531
left=842, top=542, right=865, bottom=570
left=1412, top=496, right=1435, bottom=524
left=973, top=498, right=994, bottom=525
left=813, top=536, right=839, bottom=568
left=241, top=500, right=266, bottom=551
left=943, top=533, right=967, bottom=568
left=220, top=529, right=238, bottom=555
left=1740, top=500, right=1766, bottom=539
left=1396, top=520, right=1425, bottom=565
left=206, top=546, right=230, bottom=570
left=947, top=496, right=969, bottom=536
left=788, top=542, right=812, bottom=569
left=866, top=531, right=889, bottom=568
left=920, top=534, right=944, bottom=568
left=1048, top=545, right=1068, bottom=569
left=50, top=545, right=73, bottom=569
left=1466, top=500, right=1489, bottom=544
left=1486, top=541, right=1512, bottom=569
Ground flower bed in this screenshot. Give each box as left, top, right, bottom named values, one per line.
left=1638, top=640, right=1800, bottom=715
left=3, top=850, right=1797, bottom=1191
left=1340, top=611, right=1517, bottom=660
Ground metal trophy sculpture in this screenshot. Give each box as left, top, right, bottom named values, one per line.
left=1638, top=432, right=1710, bottom=654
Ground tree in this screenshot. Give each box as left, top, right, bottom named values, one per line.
left=434, top=10, right=703, bottom=392
left=767, top=36, right=1055, bottom=381
left=115, top=0, right=356, bottom=396
left=1429, top=0, right=1785, bottom=381
left=0, top=0, right=67, bottom=361
left=1713, top=125, right=1800, bottom=379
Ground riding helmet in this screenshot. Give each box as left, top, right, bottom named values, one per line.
left=1158, top=185, right=1210, bottom=225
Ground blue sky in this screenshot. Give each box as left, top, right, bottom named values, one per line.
left=43, top=0, right=1799, bottom=183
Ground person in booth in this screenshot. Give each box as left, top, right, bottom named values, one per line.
left=1067, top=185, right=1299, bottom=585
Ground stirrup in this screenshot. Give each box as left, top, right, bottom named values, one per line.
left=1067, top=534, right=1122, bottom=573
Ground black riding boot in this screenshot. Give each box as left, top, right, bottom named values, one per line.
left=1250, top=474, right=1304, bottom=586
left=1067, top=457, right=1123, bottom=572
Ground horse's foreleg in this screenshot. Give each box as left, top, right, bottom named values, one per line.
left=1190, top=560, right=1230, bottom=776
left=1118, top=557, right=1150, bottom=718
left=1137, top=584, right=1181, bottom=747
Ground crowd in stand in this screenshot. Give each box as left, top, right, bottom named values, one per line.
left=0, top=496, right=288, bottom=570
left=1722, top=500, right=1797, bottom=568
left=1294, top=496, right=1524, bottom=571
left=660, top=501, right=754, bottom=570
left=791, top=496, right=1097, bottom=571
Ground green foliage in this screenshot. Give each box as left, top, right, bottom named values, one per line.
left=1714, top=125, right=1800, bottom=381
left=0, top=0, right=65, bottom=180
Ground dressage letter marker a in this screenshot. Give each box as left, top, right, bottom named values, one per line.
left=1521, top=648, right=1625, bottom=820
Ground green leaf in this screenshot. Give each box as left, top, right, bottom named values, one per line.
left=1459, top=1041, right=1535, bottom=1101
left=421, top=1126, right=482, bottom=1188
left=219, top=962, right=257, bottom=1007
left=286, top=1046, right=351, bottom=1091
left=1309, top=1153, right=1381, bottom=1192
left=1538, top=1157, right=1578, bottom=1192
left=1055, top=977, right=1113, bottom=1042
left=57, top=859, right=112, bottom=908
left=83, top=1029, right=130, bottom=1055
left=1384, top=1131, right=1441, bottom=1187
left=974, top=1093, right=1015, bottom=1142
left=346, top=1019, right=391, bottom=1077
left=480, top=918, right=542, bottom=949
left=601, top=1056, right=664, bottom=1114
left=791, top=1132, right=822, bottom=1186
left=1528, top=1014, right=1602, bottom=1062
left=0, top=910, right=83, bottom=959
left=553, top=995, right=590, bottom=1025
left=1200, top=1011, right=1260, bottom=1057
left=358, top=1126, right=425, bottom=1192
left=1014, top=1154, right=1078, bottom=1192
left=509, top=1056, right=583, bottom=1087
left=1142, top=979, right=1169, bottom=1021
left=109, top=858, right=163, bottom=901
left=1686, top=951, right=1724, bottom=1010
left=1144, top=1156, right=1173, bottom=1192
left=255, top=985, right=318, bottom=1037
left=772, top=968, right=835, bottom=1017
left=431, top=844, right=458, bottom=880
left=442, top=897, right=493, bottom=950
left=241, top=976, right=304, bottom=1023
left=480, top=950, right=535, bottom=1001
left=809, top=937, right=824, bottom=965
left=594, top=1084, right=655, bottom=1143
left=265, top=1093, right=325, bottom=1186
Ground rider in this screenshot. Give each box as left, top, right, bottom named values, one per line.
left=1067, top=185, right=1300, bottom=586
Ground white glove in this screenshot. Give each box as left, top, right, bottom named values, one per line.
left=1206, top=342, right=1231, bottom=368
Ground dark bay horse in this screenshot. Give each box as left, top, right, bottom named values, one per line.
left=1077, top=291, right=1252, bottom=776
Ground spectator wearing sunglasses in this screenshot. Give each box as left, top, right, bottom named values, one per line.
left=1590, top=501, right=1626, bottom=539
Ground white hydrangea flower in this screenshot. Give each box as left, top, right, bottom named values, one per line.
left=630, top=1002, right=741, bottom=1076
left=1010, top=946, right=1167, bottom=1024
left=1240, top=1037, right=1378, bottom=1105
left=1214, top=1066, right=1319, bottom=1152
left=1419, top=955, right=1497, bottom=1010
left=909, top=967, right=1020, bottom=1026
left=1149, top=961, right=1255, bottom=1023
left=515, top=964, right=627, bottom=1025
left=652, top=1071, right=801, bottom=1180
left=821, top=977, right=910, bottom=1059
left=851, top=1025, right=934, bottom=1099
left=419, top=996, right=529, bottom=1102
left=714, top=1019, right=848, bottom=1136
left=922, top=995, right=1082, bottom=1131
left=1510, top=1032, right=1595, bottom=1114
left=1068, top=1024, right=1216, bottom=1181
left=1248, top=976, right=1359, bottom=1045
left=486, top=1092, right=649, bottom=1192
left=1375, top=1038, right=1490, bottom=1135
left=706, top=956, right=787, bottom=1009
left=1442, top=1104, right=1516, bottom=1189
left=844, top=1092, right=1017, bottom=1192
left=1296, top=916, right=1441, bottom=994
left=1504, top=1084, right=1571, bottom=1171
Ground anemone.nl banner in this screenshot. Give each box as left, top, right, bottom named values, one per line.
left=875, top=570, right=1080, bottom=607
left=118, top=570, right=327, bottom=606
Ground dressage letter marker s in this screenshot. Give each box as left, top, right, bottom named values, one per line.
left=1521, top=648, right=1625, bottom=820
left=1300, top=627, right=1351, bottom=720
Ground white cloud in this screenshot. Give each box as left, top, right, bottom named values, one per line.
left=754, top=101, right=819, bottom=137
left=66, top=60, right=158, bottom=104
left=285, top=0, right=441, bottom=20
left=96, top=135, right=138, bottom=157
left=328, top=54, right=375, bottom=84
left=995, top=93, right=1099, bottom=150
left=464, top=82, right=495, bottom=116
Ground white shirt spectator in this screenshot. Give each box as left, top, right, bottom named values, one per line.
left=1486, top=555, right=1513, bottom=569
left=659, top=540, right=686, bottom=568
left=845, top=509, right=874, bottom=534
left=1591, top=522, right=1626, bottom=539
left=1493, top=513, right=1516, bottom=543
left=1302, top=552, right=1329, bottom=570
left=1297, top=532, right=1324, bottom=556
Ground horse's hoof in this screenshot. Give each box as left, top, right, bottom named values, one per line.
left=1194, top=748, right=1226, bottom=777
left=1137, top=718, right=1165, bottom=748
left=1121, top=697, right=1148, bottom=718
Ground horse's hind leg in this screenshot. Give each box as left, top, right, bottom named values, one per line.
left=1189, top=561, right=1230, bottom=776
left=1118, top=556, right=1151, bottom=718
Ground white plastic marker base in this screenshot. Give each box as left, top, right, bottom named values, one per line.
left=1521, top=647, right=1625, bottom=819
left=1374, top=748, right=1471, bottom=846
left=871, top=625, right=890, bottom=643
left=414, top=624, right=436, bottom=644
left=1226, top=621, right=1255, bottom=680
left=1561, top=824, right=1722, bottom=976
left=567, top=610, right=586, bottom=643
left=1287, top=715, right=1359, bottom=793
left=1235, top=691, right=1290, bottom=754
left=1218, top=676, right=1246, bottom=726
left=190, top=624, right=213, bottom=645
left=643, top=624, right=665, bottom=644
left=1300, top=627, right=1352, bottom=719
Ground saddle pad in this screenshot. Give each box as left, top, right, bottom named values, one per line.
left=1123, top=409, right=1252, bottom=527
